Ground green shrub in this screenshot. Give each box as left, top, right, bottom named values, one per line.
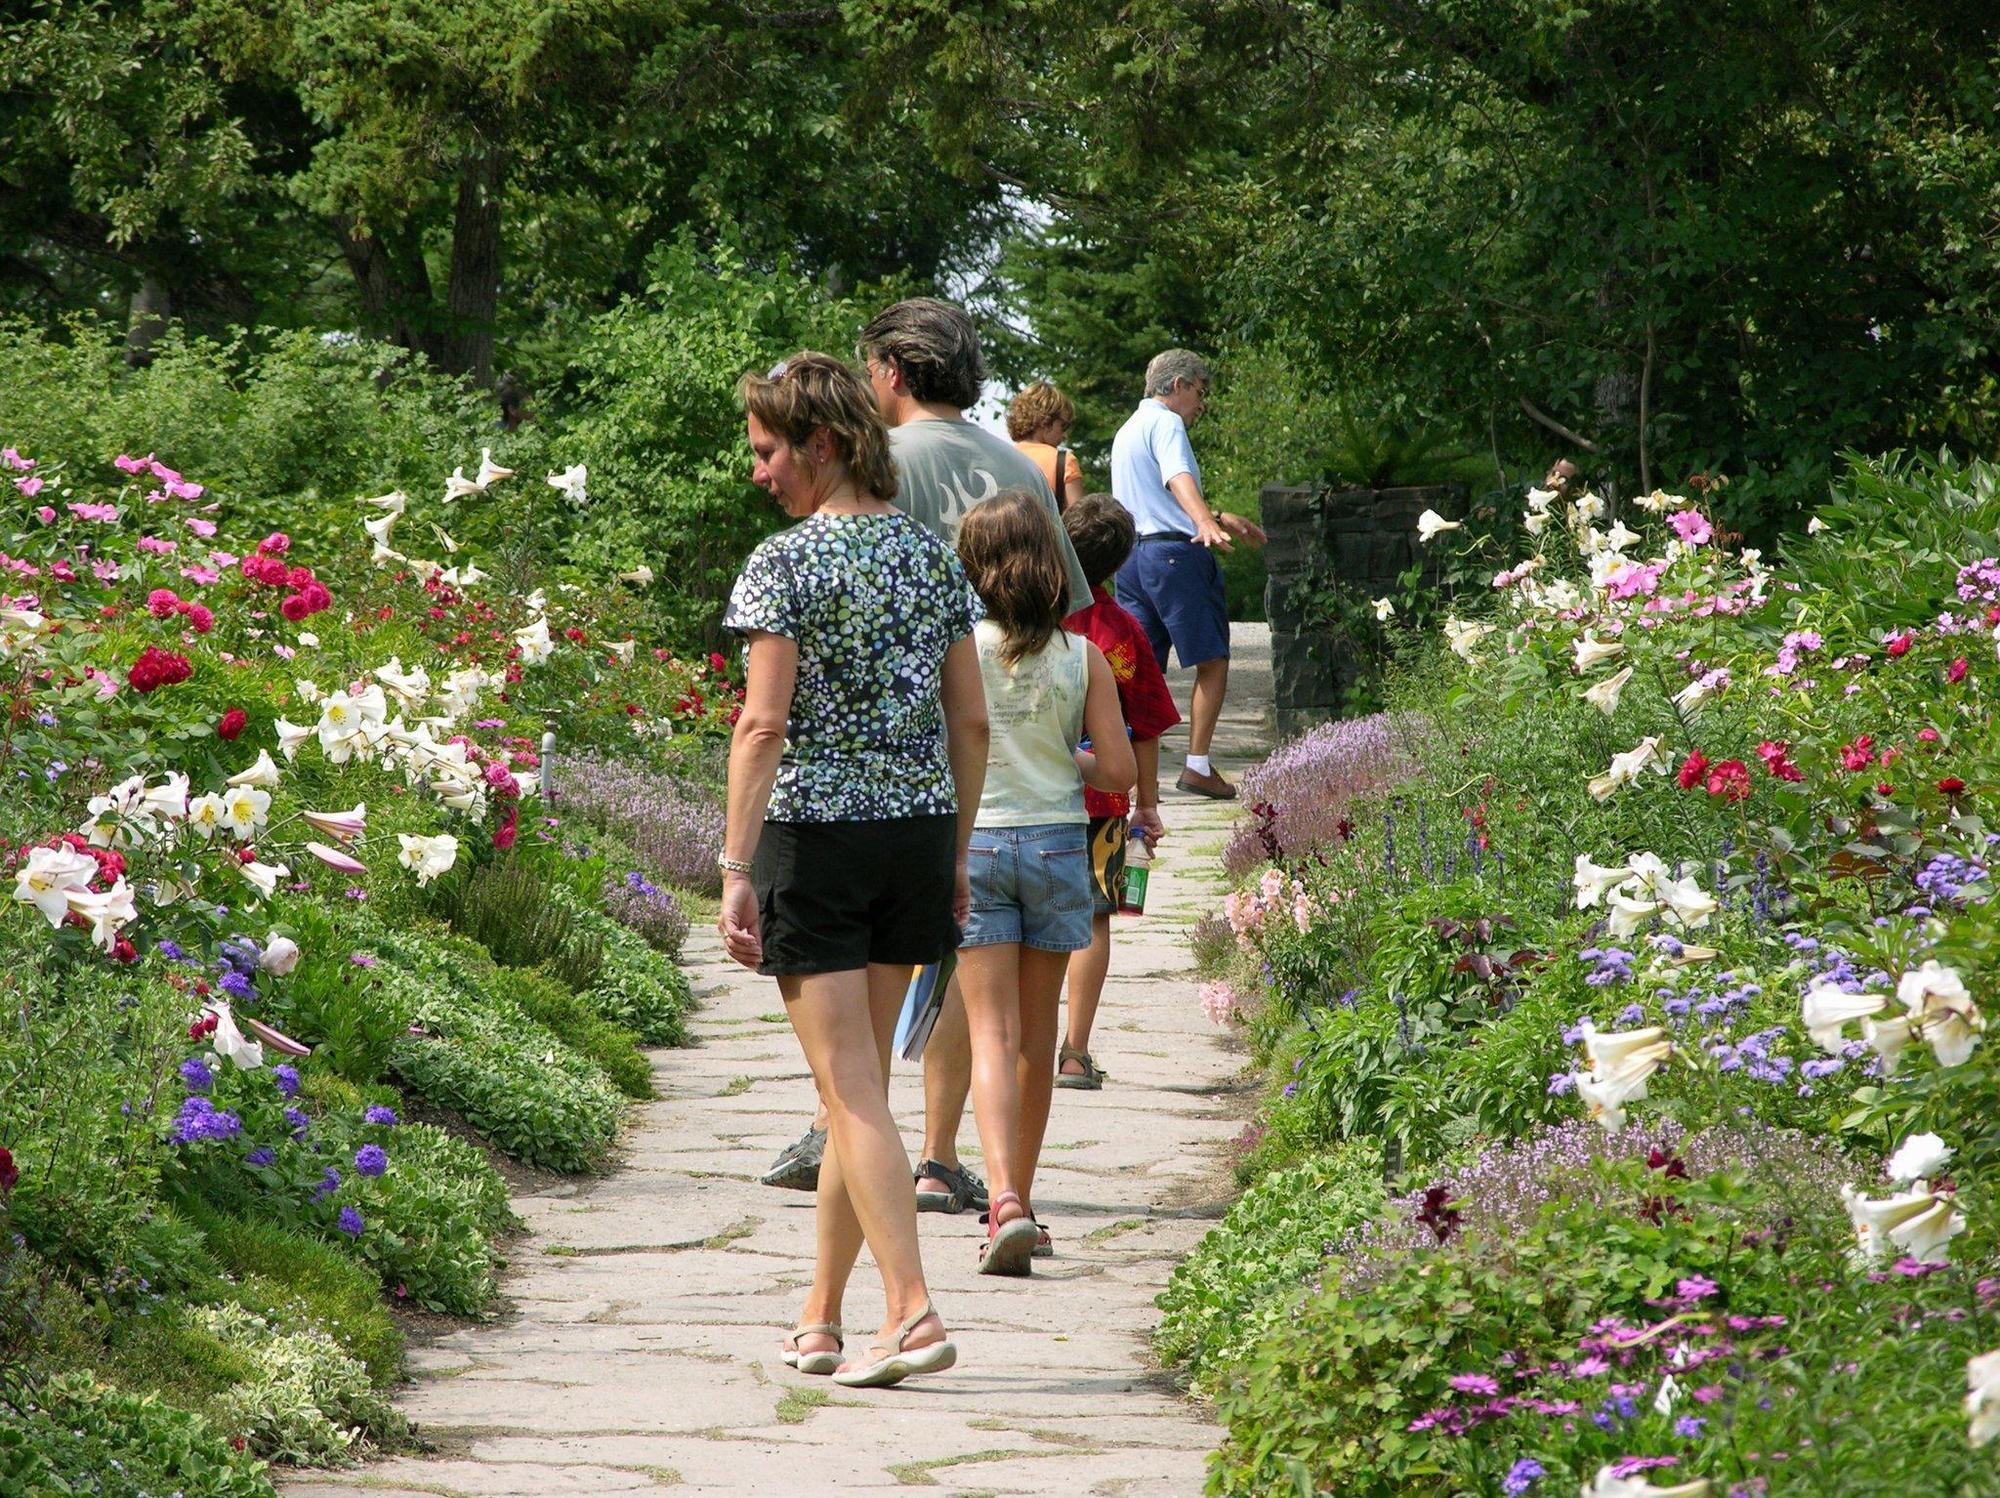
left=0, top=1371, right=273, bottom=1498
left=577, top=907, right=695, bottom=1048
left=190, top=1303, right=406, bottom=1464
left=264, top=903, right=415, bottom=1085
left=388, top=967, right=626, bottom=1172
left=429, top=854, right=605, bottom=992
left=1156, top=1143, right=1385, bottom=1395
left=491, top=965, right=654, bottom=1100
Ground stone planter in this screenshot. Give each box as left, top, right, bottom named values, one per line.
left=1262, top=481, right=1465, bottom=738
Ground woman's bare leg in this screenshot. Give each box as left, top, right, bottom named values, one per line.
left=956, top=944, right=1031, bottom=1227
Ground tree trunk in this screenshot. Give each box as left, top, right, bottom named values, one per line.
left=438, top=147, right=506, bottom=387
left=124, top=276, right=171, bottom=368
left=333, top=216, right=436, bottom=361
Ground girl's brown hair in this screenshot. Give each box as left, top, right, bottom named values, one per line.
left=738, top=351, right=898, bottom=502
left=956, top=490, right=1070, bottom=669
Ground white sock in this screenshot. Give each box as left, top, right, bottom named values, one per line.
left=1186, top=754, right=1212, bottom=777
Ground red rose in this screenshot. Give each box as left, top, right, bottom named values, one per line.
left=186, top=604, right=214, bottom=634
left=258, top=531, right=291, bottom=555
left=1939, top=778, right=1967, bottom=795
left=1840, top=735, right=1874, bottom=772
left=708, top=652, right=728, bottom=673
left=1948, top=657, right=1969, bottom=684
left=1705, top=759, right=1751, bottom=802
left=286, top=566, right=313, bottom=590
left=492, top=804, right=520, bottom=851
left=0, top=1146, right=17, bottom=1193
left=217, top=706, right=248, bottom=741
left=1756, top=740, right=1804, bottom=782
left=1919, top=727, right=1941, bottom=743
left=111, top=937, right=137, bottom=964
left=1876, top=782, right=1894, bottom=796
left=1676, top=751, right=1711, bottom=790
left=1885, top=631, right=1914, bottom=658
left=146, top=587, right=180, bottom=618
left=279, top=593, right=310, bottom=622
left=127, top=645, right=191, bottom=694
left=565, top=626, right=587, bottom=644
left=301, top=582, right=332, bottom=613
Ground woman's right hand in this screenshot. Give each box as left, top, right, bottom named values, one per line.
left=952, top=857, right=972, bottom=930
left=719, top=873, right=763, bottom=970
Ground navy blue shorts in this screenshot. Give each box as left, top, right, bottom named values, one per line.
left=1115, top=536, right=1230, bottom=670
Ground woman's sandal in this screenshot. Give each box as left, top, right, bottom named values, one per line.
left=1055, top=1043, right=1105, bottom=1090
left=780, top=1321, right=844, bottom=1376
left=978, top=1191, right=1039, bottom=1277
left=829, top=1302, right=956, bottom=1389
left=1032, top=1219, right=1053, bottom=1259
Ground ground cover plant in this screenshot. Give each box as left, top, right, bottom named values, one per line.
left=1176, top=452, right=2000, bottom=1495
left=0, top=438, right=724, bottom=1489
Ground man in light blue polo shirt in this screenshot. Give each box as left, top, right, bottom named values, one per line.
left=1110, top=349, right=1266, bottom=799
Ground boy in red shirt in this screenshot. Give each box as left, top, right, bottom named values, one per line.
left=1057, top=493, right=1181, bottom=1088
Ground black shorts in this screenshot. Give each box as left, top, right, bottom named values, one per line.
left=752, top=816, right=960, bottom=977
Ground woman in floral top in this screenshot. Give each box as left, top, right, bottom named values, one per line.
left=720, top=351, right=989, bottom=1390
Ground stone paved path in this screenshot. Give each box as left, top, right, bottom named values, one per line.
left=289, top=627, right=1272, bottom=1497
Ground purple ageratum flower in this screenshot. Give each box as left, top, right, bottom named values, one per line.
left=245, top=1147, right=276, bottom=1167
left=364, top=1105, right=398, bottom=1126
left=1547, top=1072, right=1577, bottom=1096
left=156, top=939, right=187, bottom=962
left=170, top=1097, right=243, bottom=1145
left=179, top=1057, right=214, bottom=1092
left=271, top=1064, right=300, bottom=1098
left=354, top=1144, right=388, bottom=1178
left=217, top=937, right=261, bottom=977
left=1447, top=1372, right=1500, bottom=1396
left=1503, top=1458, right=1545, bottom=1495
left=285, top=1106, right=310, bottom=1138
left=350, top=952, right=378, bottom=967
left=217, top=970, right=254, bottom=1001
left=336, top=1206, right=365, bottom=1237
left=312, top=1165, right=342, bottom=1200
left=1676, top=1415, right=1706, bottom=1438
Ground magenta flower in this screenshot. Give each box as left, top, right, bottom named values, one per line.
left=15, top=475, right=43, bottom=499
left=1675, top=1275, right=1720, bottom=1301
left=1447, top=1372, right=1500, bottom=1396
left=1669, top=509, right=1713, bottom=545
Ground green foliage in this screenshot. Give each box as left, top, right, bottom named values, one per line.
left=567, top=894, right=695, bottom=1048
left=491, top=964, right=654, bottom=1101
left=1154, top=1144, right=1386, bottom=1395
left=0, top=1371, right=273, bottom=1498
left=428, top=854, right=606, bottom=993
left=190, top=1303, right=406, bottom=1464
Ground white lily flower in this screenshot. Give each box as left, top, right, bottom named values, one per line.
left=398, top=833, right=459, bottom=886
left=1893, top=1198, right=1967, bottom=1263
left=1624, top=851, right=1672, bottom=891
left=1806, top=515, right=1828, bottom=535
left=373, top=658, right=430, bottom=708
left=1864, top=1011, right=1918, bottom=1074
left=1632, top=489, right=1672, bottom=513
left=1573, top=854, right=1631, bottom=910
left=302, top=803, right=367, bottom=843
left=1573, top=631, right=1625, bottom=672
left=205, top=1001, right=264, bottom=1070
left=259, top=934, right=301, bottom=977
left=318, top=691, right=360, bottom=752
left=1416, top=508, right=1462, bottom=543
left=1604, top=887, right=1662, bottom=938
left=294, top=678, right=324, bottom=705
left=227, top=749, right=284, bottom=789
left=1899, top=961, right=1984, bottom=1067
left=1657, top=875, right=1718, bottom=929
left=1522, top=509, right=1549, bottom=536
left=523, top=587, right=547, bottom=612
left=475, top=448, right=514, bottom=487
left=350, top=683, right=389, bottom=726
left=1842, top=1181, right=1946, bottom=1262
left=444, top=466, right=480, bottom=502
left=238, top=859, right=290, bottom=900
left=64, top=877, right=137, bottom=953
left=359, top=489, right=407, bottom=513
left=546, top=463, right=588, bottom=504
left=370, top=539, right=406, bottom=567
left=184, top=793, right=228, bottom=841
left=1577, top=1020, right=1670, bottom=1078
left=1889, top=1133, right=1954, bottom=1185
left=1572, top=492, right=1606, bottom=524
left=13, top=845, right=98, bottom=927
left=306, top=840, right=368, bottom=875
left=1652, top=1374, right=1682, bottom=1416
left=1587, top=736, right=1668, bottom=803
left=1582, top=1467, right=1711, bottom=1498
left=1582, top=665, right=1633, bottom=716
left=362, top=510, right=398, bottom=546
left=1672, top=677, right=1716, bottom=713
left=609, top=639, right=636, bottom=665
left=1967, top=1350, right=2000, bottom=1447
left=618, top=564, right=654, bottom=586
left=515, top=616, right=555, bottom=665
left=81, top=775, right=153, bottom=848
left=1372, top=597, right=1395, bottom=622
left=1802, top=982, right=1886, bottom=1052
left=140, top=772, right=190, bottom=825
left=1603, top=520, right=1643, bottom=553
left=404, top=555, right=443, bottom=582
left=221, top=786, right=272, bottom=840
left=1443, top=616, right=1496, bottom=662
left=429, top=523, right=459, bottom=555
left=274, top=718, right=313, bottom=762
left=1526, top=486, right=1556, bottom=513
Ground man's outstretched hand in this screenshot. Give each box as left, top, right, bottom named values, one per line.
left=1219, top=512, right=1268, bottom=547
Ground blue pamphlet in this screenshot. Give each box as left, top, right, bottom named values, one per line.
left=895, top=950, right=958, bottom=1062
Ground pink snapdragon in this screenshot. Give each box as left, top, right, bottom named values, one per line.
left=1199, top=980, right=1240, bottom=1027
left=113, top=453, right=152, bottom=474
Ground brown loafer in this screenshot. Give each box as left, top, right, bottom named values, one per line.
left=1177, top=767, right=1238, bottom=800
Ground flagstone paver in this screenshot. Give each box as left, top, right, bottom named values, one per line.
left=285, top=626, right=1272, bottom=1497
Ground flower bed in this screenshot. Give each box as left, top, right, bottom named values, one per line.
left=1173, top=452, right=2000, bottom=1495
left=0, top=441, right=731, bottom=1489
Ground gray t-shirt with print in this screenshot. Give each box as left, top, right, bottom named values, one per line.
left=889, top=417, right=1094, bottom=614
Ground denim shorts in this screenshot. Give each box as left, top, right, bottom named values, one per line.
left=963, top=822, right=1094, bottom=952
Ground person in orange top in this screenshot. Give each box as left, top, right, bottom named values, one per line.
left=1007, top=382, right=1086, bottom=511
left=1055, top=492, right=1180, bottom=1088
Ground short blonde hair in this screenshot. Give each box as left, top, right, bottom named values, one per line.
left=1006, top=382, right=1075, bottom=441
left=738, top=351, right=898, bottom=502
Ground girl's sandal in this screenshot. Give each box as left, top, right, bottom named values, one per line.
left=780, top=1321, right=844, bottom=1376
left=1055, top=1044, right=1105, bottom=1090
left=978, top=1191, right=1039, bottom=1277
left=829, top=1302, right=956, bottom=1389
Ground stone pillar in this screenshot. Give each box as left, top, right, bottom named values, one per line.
left=1261, top=482, right=1466, bottom=738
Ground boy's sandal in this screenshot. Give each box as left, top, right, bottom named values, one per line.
left=780, top=1321, right=844, bottom=1376
left=977, top=1191, right=1038, bottom=1277
left=829, top=1302, right=956, bottom=1389
left=1055, top=1044, right=1105, bottom=1090
left=914, top=1157, right=979, bottom=1214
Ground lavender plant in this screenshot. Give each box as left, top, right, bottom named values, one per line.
left=551, top=753, right=724, bottom=894
left=1224, top=711, right=1423, bottom=877
left=601, top=869, right=690, bottom=958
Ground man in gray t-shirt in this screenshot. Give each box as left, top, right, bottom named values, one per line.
left=889, top=419, right=1093, bottom=613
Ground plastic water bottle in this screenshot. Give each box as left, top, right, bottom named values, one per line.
left=1118, top=832, right=1151, bottom=916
